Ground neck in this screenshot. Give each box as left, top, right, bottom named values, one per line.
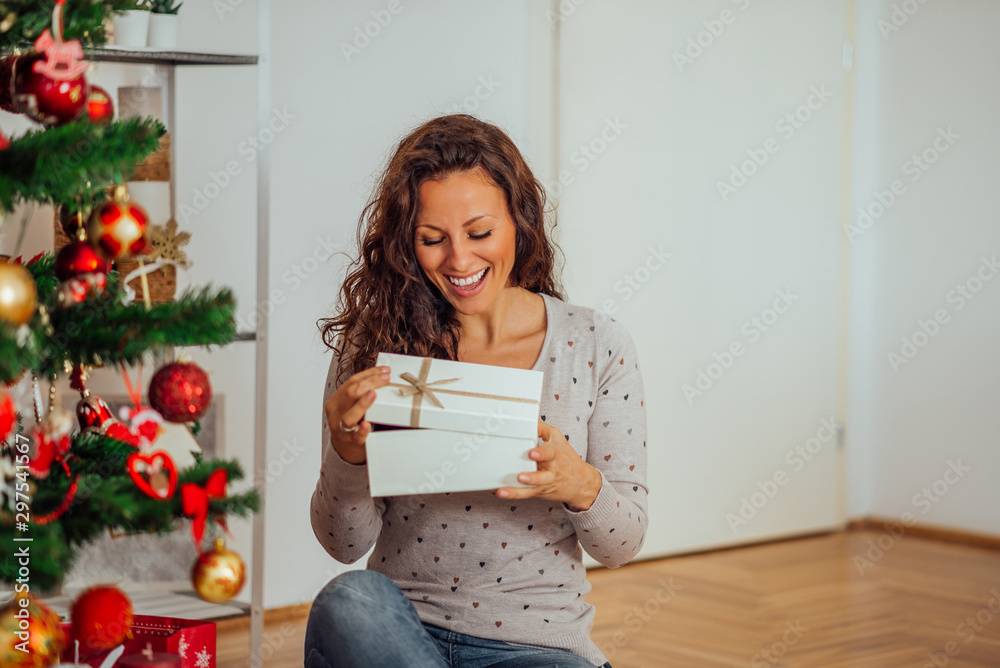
left=456, top=286, right=525, bottom=346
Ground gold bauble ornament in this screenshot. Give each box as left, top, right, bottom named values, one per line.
left=0, top=260, right=37, bottom=326
left=192, top=537, right=246, bottom=603
left=0, top=594, right=67, bottom=667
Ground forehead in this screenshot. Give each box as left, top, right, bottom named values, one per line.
left=417, top=169, right=502, bottom=208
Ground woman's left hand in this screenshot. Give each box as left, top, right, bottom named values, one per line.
left=495, top=420, right=603, bottom=511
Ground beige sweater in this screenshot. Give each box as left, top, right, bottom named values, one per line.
left=310, top=293, right=648, bottom=666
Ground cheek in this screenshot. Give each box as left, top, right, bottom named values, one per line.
left=499, top=229, right=518, bottom=263
left=413, top=245, right=437, bottom=276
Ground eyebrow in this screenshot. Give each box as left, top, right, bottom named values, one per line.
left=415, top=215, right=491, bottom=232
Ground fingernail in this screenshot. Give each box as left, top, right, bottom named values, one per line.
left=497, top=489, right=509, bottom=497
left=380, top=366, right=391, bottom=375
left=518, top=474, right=529, bottom=483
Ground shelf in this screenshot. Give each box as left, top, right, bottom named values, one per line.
left=86, top=47, right=258, bottom=66
left=233, top=331, right=257, bottom=342
left=43, top=581, right=250, bottom=623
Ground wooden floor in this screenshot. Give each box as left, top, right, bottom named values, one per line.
left=217, top=529, right=1000, bottom=667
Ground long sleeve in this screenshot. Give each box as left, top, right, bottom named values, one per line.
left=310, top=350, right=385, bottom=564
left=564, top=314, right=648, bottom=568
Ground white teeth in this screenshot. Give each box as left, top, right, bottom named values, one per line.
left=448, top=268, right=486, bottom=287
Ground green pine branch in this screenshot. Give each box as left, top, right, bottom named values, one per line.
left=0, top=116, right=166, bottom=213
left=0, top=1, right=137, bottom=53
left=0, top=320, right=41, bottom=382
left=37, top=285, right=236, bottom=376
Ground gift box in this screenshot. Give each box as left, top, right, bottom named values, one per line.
left=365, top=353, right=543, bottom=496
left=59, top=615, right=215, bottom=668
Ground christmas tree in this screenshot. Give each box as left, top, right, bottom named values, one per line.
left=0, top=4, right=260, bottom=659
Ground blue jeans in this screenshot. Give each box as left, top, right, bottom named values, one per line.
left=304, top=570, right=612, bottom=668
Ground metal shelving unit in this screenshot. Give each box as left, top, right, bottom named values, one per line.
left=88, top=32, right=270, bottom=666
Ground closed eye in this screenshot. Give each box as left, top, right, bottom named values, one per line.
left=418, top=229, right=493, bottom=246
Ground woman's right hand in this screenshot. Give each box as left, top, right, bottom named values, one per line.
left=325, top=365, right=391, bottom=464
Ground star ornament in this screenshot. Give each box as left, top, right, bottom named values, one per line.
left=147, top=218, right=192, bottom=268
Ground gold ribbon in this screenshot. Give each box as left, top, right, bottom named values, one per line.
left=389, top=357, right=539, bottom=428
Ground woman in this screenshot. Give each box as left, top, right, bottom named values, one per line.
left=307, top=114, right=647, bottom=668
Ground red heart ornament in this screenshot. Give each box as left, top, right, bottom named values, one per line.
left=127, top=450, right=178, bottom=500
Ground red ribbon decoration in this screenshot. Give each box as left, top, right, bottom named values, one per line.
left=35, top=459, right=79, bottom=525
left=181, top=469, right=228, bottom=553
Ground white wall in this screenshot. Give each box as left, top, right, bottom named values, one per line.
left=847, top=0, right=1000, bottom=535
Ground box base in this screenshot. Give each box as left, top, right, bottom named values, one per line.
left=366, top=428, right=534, bottom=497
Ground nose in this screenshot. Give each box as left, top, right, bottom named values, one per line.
left=445, top=236, right=475, bottom=273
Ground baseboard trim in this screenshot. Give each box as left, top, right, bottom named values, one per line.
left=848, top=516, right=1000, bottom=550
left=215, top=602, right=311, bottom=631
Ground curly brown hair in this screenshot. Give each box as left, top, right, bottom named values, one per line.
left=318, top=114, right=565, bottom=377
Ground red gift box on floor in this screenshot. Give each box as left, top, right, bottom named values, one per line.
left=60, top=615, right=216, bottom=668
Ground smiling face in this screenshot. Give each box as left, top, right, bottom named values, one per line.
left=413, top=167, right=518, bottom=317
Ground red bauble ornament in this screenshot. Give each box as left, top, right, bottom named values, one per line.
left=0, top=390, right=15, bottom=442
left=86, top=84, right=114, bottom=124
left=0, top=127, right=8, bottom=151
left=149, top=362, right=212, bottom=423
left=10, top=52, right=89, bottom=125
left=55, top=240, right=109, bottom=280
left=88, top=185, right=150, bottom=261
left=71, top=586, right=133, bottom=655
left=77, top=394, right=114, bottom=431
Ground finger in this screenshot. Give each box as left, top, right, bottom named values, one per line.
left=347, top=365, right=391, bottom=387
left=339, top=390, right=378, bottom=430
left=347, top=419, right=373, bottom=443
left=529, top=444, right=556, bottom=463
left=326, top=367, right=387, bottom=418
left=333, top=419, right=373, bottom=449
left=335, top=368, right=391, bottom=426
left=345, top=370, right=391, bottom=401
left=495, top=485, right=541, bottom=500
left=517, top=470, right=556, bottom=487
left=538, top=420, right=552, bottom=440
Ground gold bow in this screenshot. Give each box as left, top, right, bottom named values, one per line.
left=396, top=358, right=460, bottom=426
